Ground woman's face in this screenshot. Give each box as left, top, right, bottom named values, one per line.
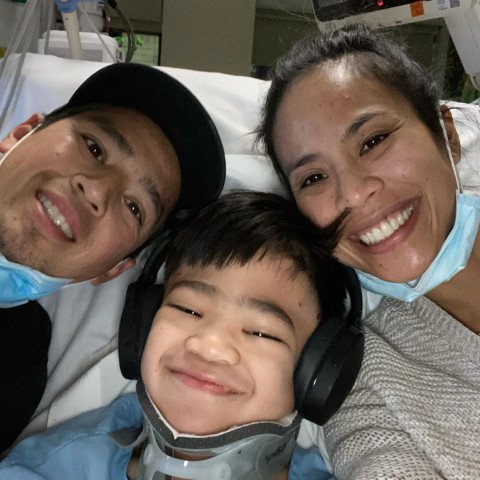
left=273, top=64, right=459, bottom=282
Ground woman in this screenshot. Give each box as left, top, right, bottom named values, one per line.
left=257, top=24, right=480, bottom=480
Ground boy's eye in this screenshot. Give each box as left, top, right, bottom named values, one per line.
left=301, top=173, right=328, bottom=189
left=84, top=137, right=103, bottom=161
left=125, top=198, right=143, bottom=225
left=169, top=303, right=203, bottom=318
left=244, top=330, right=282, bottom=343
left=361, top=133, right=388, bottom=155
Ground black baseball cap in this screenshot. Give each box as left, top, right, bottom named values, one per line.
left=60, top=63, right=225, bottom=210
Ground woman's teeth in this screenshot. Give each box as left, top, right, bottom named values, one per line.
left=38, top=193, right=74, bottom=240
left=360, top=204, right=413, bottom=245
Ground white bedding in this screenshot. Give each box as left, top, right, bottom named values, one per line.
left=1, top=53, right=283, bottom=440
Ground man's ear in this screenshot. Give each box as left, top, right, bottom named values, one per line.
left=440, top=105, right=461, bottom=164
left=0, top=113, right=44, bottom=153
left=90, top=257, right=136, bottom=286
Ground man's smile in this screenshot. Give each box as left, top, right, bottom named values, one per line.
left=36, top=190, right=76, bottom=241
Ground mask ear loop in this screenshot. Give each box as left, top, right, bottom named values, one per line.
left=439, top=116, right=463, bottom=194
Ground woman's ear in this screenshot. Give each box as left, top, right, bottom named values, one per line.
left=440, top=105, right=461, bottom=164
left=0, top=113, right=44, bottom=153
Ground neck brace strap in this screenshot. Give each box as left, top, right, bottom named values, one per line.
left=135, top=381, right=300, bottom=480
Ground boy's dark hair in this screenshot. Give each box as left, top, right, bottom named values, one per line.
left=164, top=191, right=347, bottom=320
left=257, top=23, right=443, bottom=194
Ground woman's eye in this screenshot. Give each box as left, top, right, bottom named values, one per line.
left=84, top=137, right=103, bottom=161
left=301, top=173, right=328, bottom=189
left=169, top=303, right=202, bottom=318
left=125, top=198, right=143, bottom=225
left=361, top=133, right=388, bottom=154
left=245, top=330, right=282, bottom=343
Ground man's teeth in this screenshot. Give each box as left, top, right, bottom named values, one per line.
left=38, top=193, right=74, bottom=240
left=360, top=204, right=413, bottom=245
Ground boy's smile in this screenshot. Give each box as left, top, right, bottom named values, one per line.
left=141, top=255, right=320, bottom=435
left=164, top=351, right=247, bottom=396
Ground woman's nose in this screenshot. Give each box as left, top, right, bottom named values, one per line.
left=72, top=173, right=118, bottom=216
left=336, top=168, right=383, bottom=211
left=184, top=325, right=241, bottom=365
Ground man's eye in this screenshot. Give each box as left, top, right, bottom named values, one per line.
left=84, top=137, right=104, bottom=161
left=125, top=198, right=143, bottom=225
left=301, top=173, right=328, bottom=189
left=169, top=303, right=202, bottom=318
left=361, top=133, right=388, bottom=154
left=245, top=330, right=282, bottom=343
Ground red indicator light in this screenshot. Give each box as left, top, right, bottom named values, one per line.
left=378, top=0, right=384, bottom=5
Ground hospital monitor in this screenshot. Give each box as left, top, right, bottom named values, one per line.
left=312, top=0, right=480, bottom=90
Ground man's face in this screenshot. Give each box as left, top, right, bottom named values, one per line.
left=0, top=108, right=181, bottom=282
left=141, top=256, right=320, bottom=435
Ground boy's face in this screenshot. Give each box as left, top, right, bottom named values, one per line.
left=141, top=255, right=320, bottom=435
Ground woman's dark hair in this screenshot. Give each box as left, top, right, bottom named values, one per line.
left=164, top=190, right=347, bottom=320
left=257, top=23, right=443, bottom=193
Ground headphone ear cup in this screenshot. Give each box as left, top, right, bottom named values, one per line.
left=118, top=282, right=165, bottom=380
left=294, top=318, right=364, bottom=425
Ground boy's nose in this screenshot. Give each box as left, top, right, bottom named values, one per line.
left=72, top=173, right=118, bottom=216
left=184, top=328, right=240, bottom=365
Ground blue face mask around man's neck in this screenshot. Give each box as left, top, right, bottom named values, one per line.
left=0, top=127, right=71, bottom=308
left=0, top=254, right=70, bottom=308
left=355, top=118, right=480, bottom=303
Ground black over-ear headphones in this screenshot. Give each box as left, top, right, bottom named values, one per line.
left=119, top=240, right=364, bottom=426
left=293, top=265, right=363, bottom=425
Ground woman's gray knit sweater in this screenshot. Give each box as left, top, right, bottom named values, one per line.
left=324, top=296, right=480, bottom=480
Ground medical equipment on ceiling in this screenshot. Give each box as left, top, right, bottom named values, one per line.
left=0, top=0, right=133, bottom=131
left=312, top=0, right=480, bottom=91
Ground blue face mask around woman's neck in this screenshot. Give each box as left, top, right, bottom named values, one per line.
left=355, top=119, right=480, bottom=302
left=0, top=127, right=71, bottom=308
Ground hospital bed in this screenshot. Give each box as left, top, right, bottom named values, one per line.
left=3, top=52, right=480, bottom=447
left=0, top=52, right=284, bottom=441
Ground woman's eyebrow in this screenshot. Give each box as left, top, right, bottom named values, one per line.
left=342, top=111, right=387, bottom=142
left=285, top=112, right=388, bottom=178
left=285, top=153, right=317, bottom=178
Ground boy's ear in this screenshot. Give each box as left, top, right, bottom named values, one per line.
left=0, top=113, right=44, bottom=153
left=90, top=257, right=136, bottom=286
left=440, top=106, right=461, bottom=164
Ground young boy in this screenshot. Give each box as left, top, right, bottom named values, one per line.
left=0, top=191, right=357, bottom=480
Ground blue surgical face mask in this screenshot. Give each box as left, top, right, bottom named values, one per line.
left=0, top=126, right=71, bottom=308
left=356, top=118, right=480, bottom=302
left=0, top=254, right=70, bottom=308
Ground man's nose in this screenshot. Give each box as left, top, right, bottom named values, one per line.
left=72, top=173, right=118, bottom=216
left=336, top=168, right=384, bottom=211
left=184, top=323, right=241, bottom=365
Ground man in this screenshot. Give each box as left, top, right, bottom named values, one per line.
left=0, top=62, right=225, bottom=451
